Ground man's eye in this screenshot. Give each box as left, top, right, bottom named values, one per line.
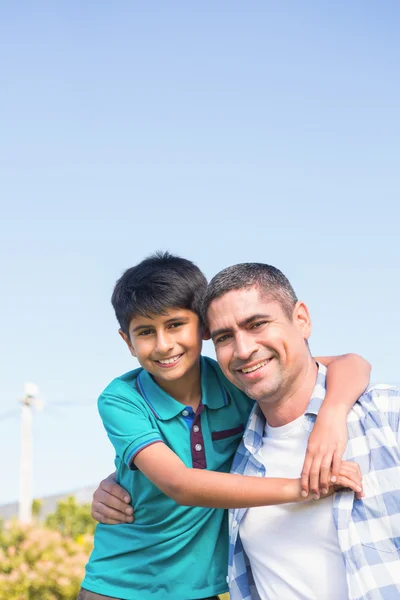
left=250, top=321, right=267, bottom=330
left=215, top=334, right=231, bottom=344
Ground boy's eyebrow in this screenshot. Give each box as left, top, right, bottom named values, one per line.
left=131, top=315, right=190, bottom=333
left=210, top=313, right=272, bottom=339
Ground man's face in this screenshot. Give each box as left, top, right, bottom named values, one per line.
left=208, top=286, right=312, bottom=404
left=120, top=308, right=203, bottom=387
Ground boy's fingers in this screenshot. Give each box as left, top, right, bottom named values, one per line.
left=309, top=455, right=323, bottom=498
left=330, top=450, right=343, bottom=483
left=319, top=455, right=332, bottom=494
left=336, top=475, right=363, bottom=494
left=300, top=454, right=313, bottom=496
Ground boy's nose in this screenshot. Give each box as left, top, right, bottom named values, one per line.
left=155, top=332, right=174, bottom=354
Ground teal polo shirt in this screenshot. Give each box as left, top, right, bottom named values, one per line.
left=83, top=356, right=253, bottom=600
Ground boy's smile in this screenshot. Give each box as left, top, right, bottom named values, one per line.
left=120, top=308, right=204, bottom=395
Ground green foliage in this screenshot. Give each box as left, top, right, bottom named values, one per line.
left=45, top=495, right=96, bottom=540
left=0, top=519, right=92, bottom=600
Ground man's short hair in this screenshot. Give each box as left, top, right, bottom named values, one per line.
left=112, top=251, right=208, bottom=335
left=202, top=262, right=298, bottom=325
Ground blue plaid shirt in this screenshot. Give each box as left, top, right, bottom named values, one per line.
left=228, top=364, right=400, bottom=600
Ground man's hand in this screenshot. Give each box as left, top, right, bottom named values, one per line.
left=301, top=406, right=349, bottom=499
left=91, top=473, right=134, bottom=525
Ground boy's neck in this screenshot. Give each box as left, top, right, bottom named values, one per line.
left=153, top=359, right=202, bottom=410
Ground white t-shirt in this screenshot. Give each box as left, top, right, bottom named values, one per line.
left=239, top=415, right=349, bottom=600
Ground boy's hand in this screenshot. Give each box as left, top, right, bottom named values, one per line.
left=327, top=460, right=363, bottom=499
left=91, top=473, right=134, bottom=524
left=301, top=460, right=363, bottom=501
left=300, top=406, right=348, bottom=499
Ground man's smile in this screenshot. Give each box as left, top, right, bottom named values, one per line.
left=236, top=358, right=273, bottom=377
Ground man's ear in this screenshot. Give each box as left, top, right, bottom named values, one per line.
left=292, top=301, right=312, bottom=340
left=118, top=329, right=137, bottom=357
left=202, top=326, right=211, bottom=341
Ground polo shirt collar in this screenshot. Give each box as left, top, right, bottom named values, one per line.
left=242, top=361, right=327, bottom=454
left=136, top=356, right=229, bottom=421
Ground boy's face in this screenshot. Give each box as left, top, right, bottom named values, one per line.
left=120, top=308, right=203, bottom=386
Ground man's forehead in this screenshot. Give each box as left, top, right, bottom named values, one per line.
left=207, top=286, right=280, bottom=322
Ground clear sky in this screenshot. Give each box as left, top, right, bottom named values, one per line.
left=1, top=2, right=399, bottom=504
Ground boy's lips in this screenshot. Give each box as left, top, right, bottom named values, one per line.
left=154, top=354, right=184, bottom=368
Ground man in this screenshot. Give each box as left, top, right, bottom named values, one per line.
left=201, top=262, right=400, bottom=599
left=94, top=261, right=400, bottom=599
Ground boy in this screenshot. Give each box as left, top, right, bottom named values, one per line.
left=81, top=252, right=368, bottom=600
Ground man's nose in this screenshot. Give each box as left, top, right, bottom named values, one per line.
left=155, top=331, right=174, bottom=354
left=234, top=333, right=258, bottom=362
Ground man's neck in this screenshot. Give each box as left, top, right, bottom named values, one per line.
left=153, top=360, right=202, bottom=409
left=260, top=357, right=318, bottom=427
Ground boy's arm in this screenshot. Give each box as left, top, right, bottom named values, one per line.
left=301, top=353, right=371, bottom=498
left=133, top=441, right=362, bottom=508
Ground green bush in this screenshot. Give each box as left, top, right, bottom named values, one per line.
left=0, top=509, right=93, bottom=599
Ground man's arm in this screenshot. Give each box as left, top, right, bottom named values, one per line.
left=301, top=353, right=371, bottom=497
left=91, top=473, right=134, bottom=525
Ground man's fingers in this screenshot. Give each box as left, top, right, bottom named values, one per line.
left=300, top=454, right=313, bottom=497
left=99, top=478, right=131, bottom=504
left=95, top=489, right=133, bottom=515
left=92, top=502, right=134, bottom=524
left=92, top=509, right=132, bottom=525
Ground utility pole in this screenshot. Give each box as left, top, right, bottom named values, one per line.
left=18, top=383, right=40, bottom=524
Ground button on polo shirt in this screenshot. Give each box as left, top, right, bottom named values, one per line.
left=83, top=356, right=254, bottom=600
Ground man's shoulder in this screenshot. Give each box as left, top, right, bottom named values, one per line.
left=349, top=383, right=400, bottom=423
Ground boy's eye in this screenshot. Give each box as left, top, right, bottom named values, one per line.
left=168, top=322, right=184, bottom=329
left=138, top=329, right=154, bottom=336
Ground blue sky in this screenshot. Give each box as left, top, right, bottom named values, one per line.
left=1, top=2, right=399, bottom=504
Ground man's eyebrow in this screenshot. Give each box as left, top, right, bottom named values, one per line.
left=210, top=313, right=272, bottom=339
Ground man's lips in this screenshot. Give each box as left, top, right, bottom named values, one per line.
left=235, top=358, right=272, bottom=376
left=154, top=354, right=184, bottom=368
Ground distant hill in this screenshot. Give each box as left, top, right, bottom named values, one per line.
left=0, top=485, right=97, bottom=521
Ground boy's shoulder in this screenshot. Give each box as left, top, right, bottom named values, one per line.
left=99, top=366, right=144, bottom=403
left=201, top=356, right=254, bottom=408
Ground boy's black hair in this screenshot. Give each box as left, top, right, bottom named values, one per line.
left=112, top=251, right=208, bottom=335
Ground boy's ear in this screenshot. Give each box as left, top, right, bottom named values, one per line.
left=202, top=327, right=211, bottom=341
left=118, top=329, right=137, bottom=357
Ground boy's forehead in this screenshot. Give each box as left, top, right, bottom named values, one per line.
left=129, top=307, right=198, bottom=327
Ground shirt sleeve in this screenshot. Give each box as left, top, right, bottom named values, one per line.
left=98, top=382, right=163, bottom=469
